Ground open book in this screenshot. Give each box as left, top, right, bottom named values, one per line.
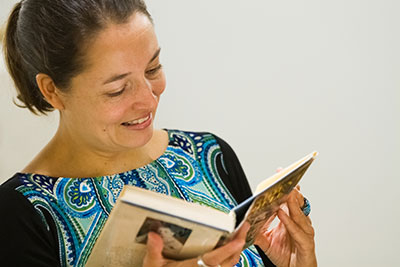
left=86, top=151, right=318, bottom=266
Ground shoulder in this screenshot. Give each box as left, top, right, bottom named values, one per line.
left=0, top=174, right=28, bottom=209
left=0, top=174, right=60, bottom=266
left=166, top=129, right=233, bottom=152
left=166, top=129, right=238, bottom=160
left=0, top=173, right=56, bottom=230
left=0, top=173, right=24, bottom=190
left=167, top=129, right=216, bottom=141
left=166, top=129, right=252, bottom=200
left=0, top=173, right=42, bottom=221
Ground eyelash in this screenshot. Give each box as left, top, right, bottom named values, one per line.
left=106, top=85, right=127, bottom=97
left=106, top=65, right=162, bottom=98
left=146, top=64, right=163, bottom=77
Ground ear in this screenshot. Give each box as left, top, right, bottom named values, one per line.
left=36, top=73, right=65, bottom=110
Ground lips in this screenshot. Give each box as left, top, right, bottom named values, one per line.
left=121, top=113, right=152, bottom=130
left=122, top=113, right=152, bottom=127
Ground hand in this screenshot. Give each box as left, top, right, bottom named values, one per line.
left=142, top=222, right=250, bottom=267
left=254, top=187, right=317, bottom=267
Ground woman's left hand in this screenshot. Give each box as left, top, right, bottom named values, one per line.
left=142, top=221, right=250, bottom=267
left=254, top=187, right=317, bottom=267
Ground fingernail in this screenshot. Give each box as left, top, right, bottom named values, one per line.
left=277, top=208, right=285, bottom=217
left=147, top=232, right=155, bottom=245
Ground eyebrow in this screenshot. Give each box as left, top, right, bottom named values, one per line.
left=102, top=47, right=161, bottom=85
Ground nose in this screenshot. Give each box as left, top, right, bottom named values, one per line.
left=130, top=78, right=158, bottom=110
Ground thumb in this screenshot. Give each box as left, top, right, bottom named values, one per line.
left=142, top=232, right=164, bottom=267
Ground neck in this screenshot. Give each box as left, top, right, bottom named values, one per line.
left=23, top=124, right=168, bottom=178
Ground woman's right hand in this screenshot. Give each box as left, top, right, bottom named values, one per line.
left=142, top=222, right=250, bottom=267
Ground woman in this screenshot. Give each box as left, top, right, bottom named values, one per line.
left=0, top=0, right=317, bottom=266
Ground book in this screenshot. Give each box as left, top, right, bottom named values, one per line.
left=86, top=151, right=318, bottom=266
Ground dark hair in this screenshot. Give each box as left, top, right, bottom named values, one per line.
left=3, top=0, right=152, bottom=115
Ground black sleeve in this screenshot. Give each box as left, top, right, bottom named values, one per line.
left=213, top=134, right=276, bottom=267
left=0, top=186, right=60, bottom=267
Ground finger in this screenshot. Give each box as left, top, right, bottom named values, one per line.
left=232, top=221, right=250, bottom=240
left=288, top=189, right=311, bottom=222
left=277, top=209, right=317, bottom=265
left=222, top=222, right=249, bottom=265
left=253, top=211, right=277, bottom=246
left=277, top=208, right=308, bottom=242
left=202, top=240, right=245, bottom=266
left=285, top=197, right=315, bottom=240
left=142, top=232, right=164, bottom=266
left=289, top=187, right=304, bottom=209
left=259, top=212, right=277, bottom=233
left=222, top=252, right=242, bottom=266
left=202, top=223, right=249, bottom=265
left=287, top=193, right=314, bottom=235
left=291, top=189, right=313, bottom=225
left=277, top=208, right=315, bottom=254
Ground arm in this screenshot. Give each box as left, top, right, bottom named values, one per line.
left=213, top=134, right=276, bottom=267
left=0, top=185, right=60, bottom=267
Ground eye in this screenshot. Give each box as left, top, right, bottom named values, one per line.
left=106, top=85, right=127, bottom=97
left=145, top=64, right=163, bottom=78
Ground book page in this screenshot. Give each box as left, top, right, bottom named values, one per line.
left=254, top=151, right=318, bottom=194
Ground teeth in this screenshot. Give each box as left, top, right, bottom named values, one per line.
left=124, top=115, right=150, bottom=126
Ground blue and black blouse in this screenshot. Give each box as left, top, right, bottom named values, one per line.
left=0, top=130, right=274, bottom=266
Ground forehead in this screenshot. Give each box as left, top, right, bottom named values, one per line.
left=82, top=13, right=158, bottom=74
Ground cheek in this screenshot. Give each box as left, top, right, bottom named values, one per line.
left=87, top=103, right=126, bottom=131
left=103, top=105, right=126, bottom=124
left=63, top=88, right=125, bottom=132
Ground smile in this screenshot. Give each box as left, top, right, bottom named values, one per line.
left=122, top=114, right=152, bottom=126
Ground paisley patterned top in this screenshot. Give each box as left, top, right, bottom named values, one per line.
left=0, top=130, right=265, bottom=266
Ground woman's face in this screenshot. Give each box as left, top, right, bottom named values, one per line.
left=59, top=13, right=166, bottom=153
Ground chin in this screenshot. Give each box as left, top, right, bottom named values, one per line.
left=122, top=125, right=154, bottom=149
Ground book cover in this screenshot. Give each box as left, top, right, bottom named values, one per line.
left=86, top=187, right=235, bottom=266
left=233, top=152, right=317, bottom=247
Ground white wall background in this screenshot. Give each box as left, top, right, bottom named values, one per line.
left=1, top=0, right=399, bottom=266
